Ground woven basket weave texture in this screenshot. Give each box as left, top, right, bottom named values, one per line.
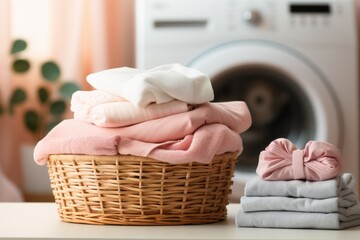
left=47, top=152, right=237, bottom=225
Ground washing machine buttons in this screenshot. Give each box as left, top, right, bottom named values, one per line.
left=290, top=15, right=330, bottom=28
left=242, top=10, right=262, bottom=25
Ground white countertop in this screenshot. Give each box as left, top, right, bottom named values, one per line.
left=0, top=203, right=360, bottom=240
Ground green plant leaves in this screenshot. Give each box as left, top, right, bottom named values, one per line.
left=9, top=88, right=27, bottom=114
left=11, top=39, right=27, bottom=54
left=41, top=61, right=60, bottom=82
left=11, top=39, right=30, bottom=73
left=38, top=87, right=49, bottom=104
left=59, top=82, right=80, bottom=98
left=6, top=39, right=82, bottom=136
left=49, top=100, right=66, bottom=116
left=10, top=88, right=27, bottom=104
left=12, top=59, right=30, bottom=73
left=24, top=110, right=40, bottom=133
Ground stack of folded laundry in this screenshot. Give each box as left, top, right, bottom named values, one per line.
left=33, top=63, right=252, bottom=165
left=236, top=138, right=360, bottom=229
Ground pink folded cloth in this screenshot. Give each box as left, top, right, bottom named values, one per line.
left=256, top=138, right=342, bottom=181
left=87, top=100, right=190, bottom=127
left=72, top=101, right=250, bottom=143
left=33, top=122, right=242, bottom=165
left=34, top=101, right=251, bottom=165
left=71, top=90, right=190, bottom=127
left=71, top=90, right=126, bottom=120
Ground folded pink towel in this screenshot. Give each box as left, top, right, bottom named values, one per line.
left=71, top=90, right=126, bottom=120
left=71, top=90, right=190, bottom=127
left=72, top=101, right=250, bottom=143
left=33, top=122, right=242, bottom=165
left=87, top=100, right=189, bottom=127
left=256, top=138, right=342, bottom=181
left=34, top=101, right=251, bottom=165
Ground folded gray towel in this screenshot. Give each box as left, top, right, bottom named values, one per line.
left=244, top=173, right=355, bottom=199
left=241, top=194, right=359, bottom=213
left=237, top=173, right=360, bottom=229
left=236, top=206, right=360, bottom=229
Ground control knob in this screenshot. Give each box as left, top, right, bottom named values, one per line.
left=242, top=10, right=262, bottom=25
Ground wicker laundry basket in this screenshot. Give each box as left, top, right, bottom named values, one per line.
left=47, top=152, right=237, bottom=225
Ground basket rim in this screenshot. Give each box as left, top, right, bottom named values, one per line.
left=48, top=151, right=238, bottom=165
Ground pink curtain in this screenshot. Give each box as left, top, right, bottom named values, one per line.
left=0, top=0, right=134, bottom=200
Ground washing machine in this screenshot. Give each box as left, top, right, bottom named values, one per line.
left=135, top=0, right=359, bottom=201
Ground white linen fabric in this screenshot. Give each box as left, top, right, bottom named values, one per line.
left=244, top=173, right=355, bottom=199
left=89, top=100, right=190, bottom=127
left=240, top=195, right=358, bottom=213
left=236, top=173, right=360, bottom=229
left=86, top=63, right=214, bottom=107
left=236, top=207, right=360, bottom=229
left=70, top=90, right=126, bottom=120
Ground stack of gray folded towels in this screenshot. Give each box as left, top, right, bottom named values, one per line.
left=236, top=173, right=360, bottom=229
left=236, top=138, right=360, bottom=229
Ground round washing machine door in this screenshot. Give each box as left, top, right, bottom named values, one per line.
left=189, top=41, right=342, bottom=172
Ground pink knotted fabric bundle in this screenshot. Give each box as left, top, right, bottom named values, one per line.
left=256, top=138, right=342, bottom=181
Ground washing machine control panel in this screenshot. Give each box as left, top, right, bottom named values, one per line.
left=136, top=0, right=357, bottom=66
left=225, top=0, right=354, bottom=45
left=289, top=3, right=331, bottom=14
left=288, top=2, right=343, bottom=28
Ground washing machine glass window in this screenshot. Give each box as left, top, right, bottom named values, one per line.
left=212, top=64, right=315, bottom=170
left=189, top=41, right=342, bottom=172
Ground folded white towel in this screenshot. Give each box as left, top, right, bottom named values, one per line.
left=237, top=174, right=360, bottom=229
left=86, top=63, right=214, bottom=107
left=89, top=100, right=190, bottom=127
left=244, top=173, right=355, bottom=199
left=236, top=206, right=360, bottom=229
left=71, top=90, right=126, bottom=120
left=241, top=194, right=358, bottom=213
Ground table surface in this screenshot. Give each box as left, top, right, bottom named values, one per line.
left=0, top=203, right=360, bottom=240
